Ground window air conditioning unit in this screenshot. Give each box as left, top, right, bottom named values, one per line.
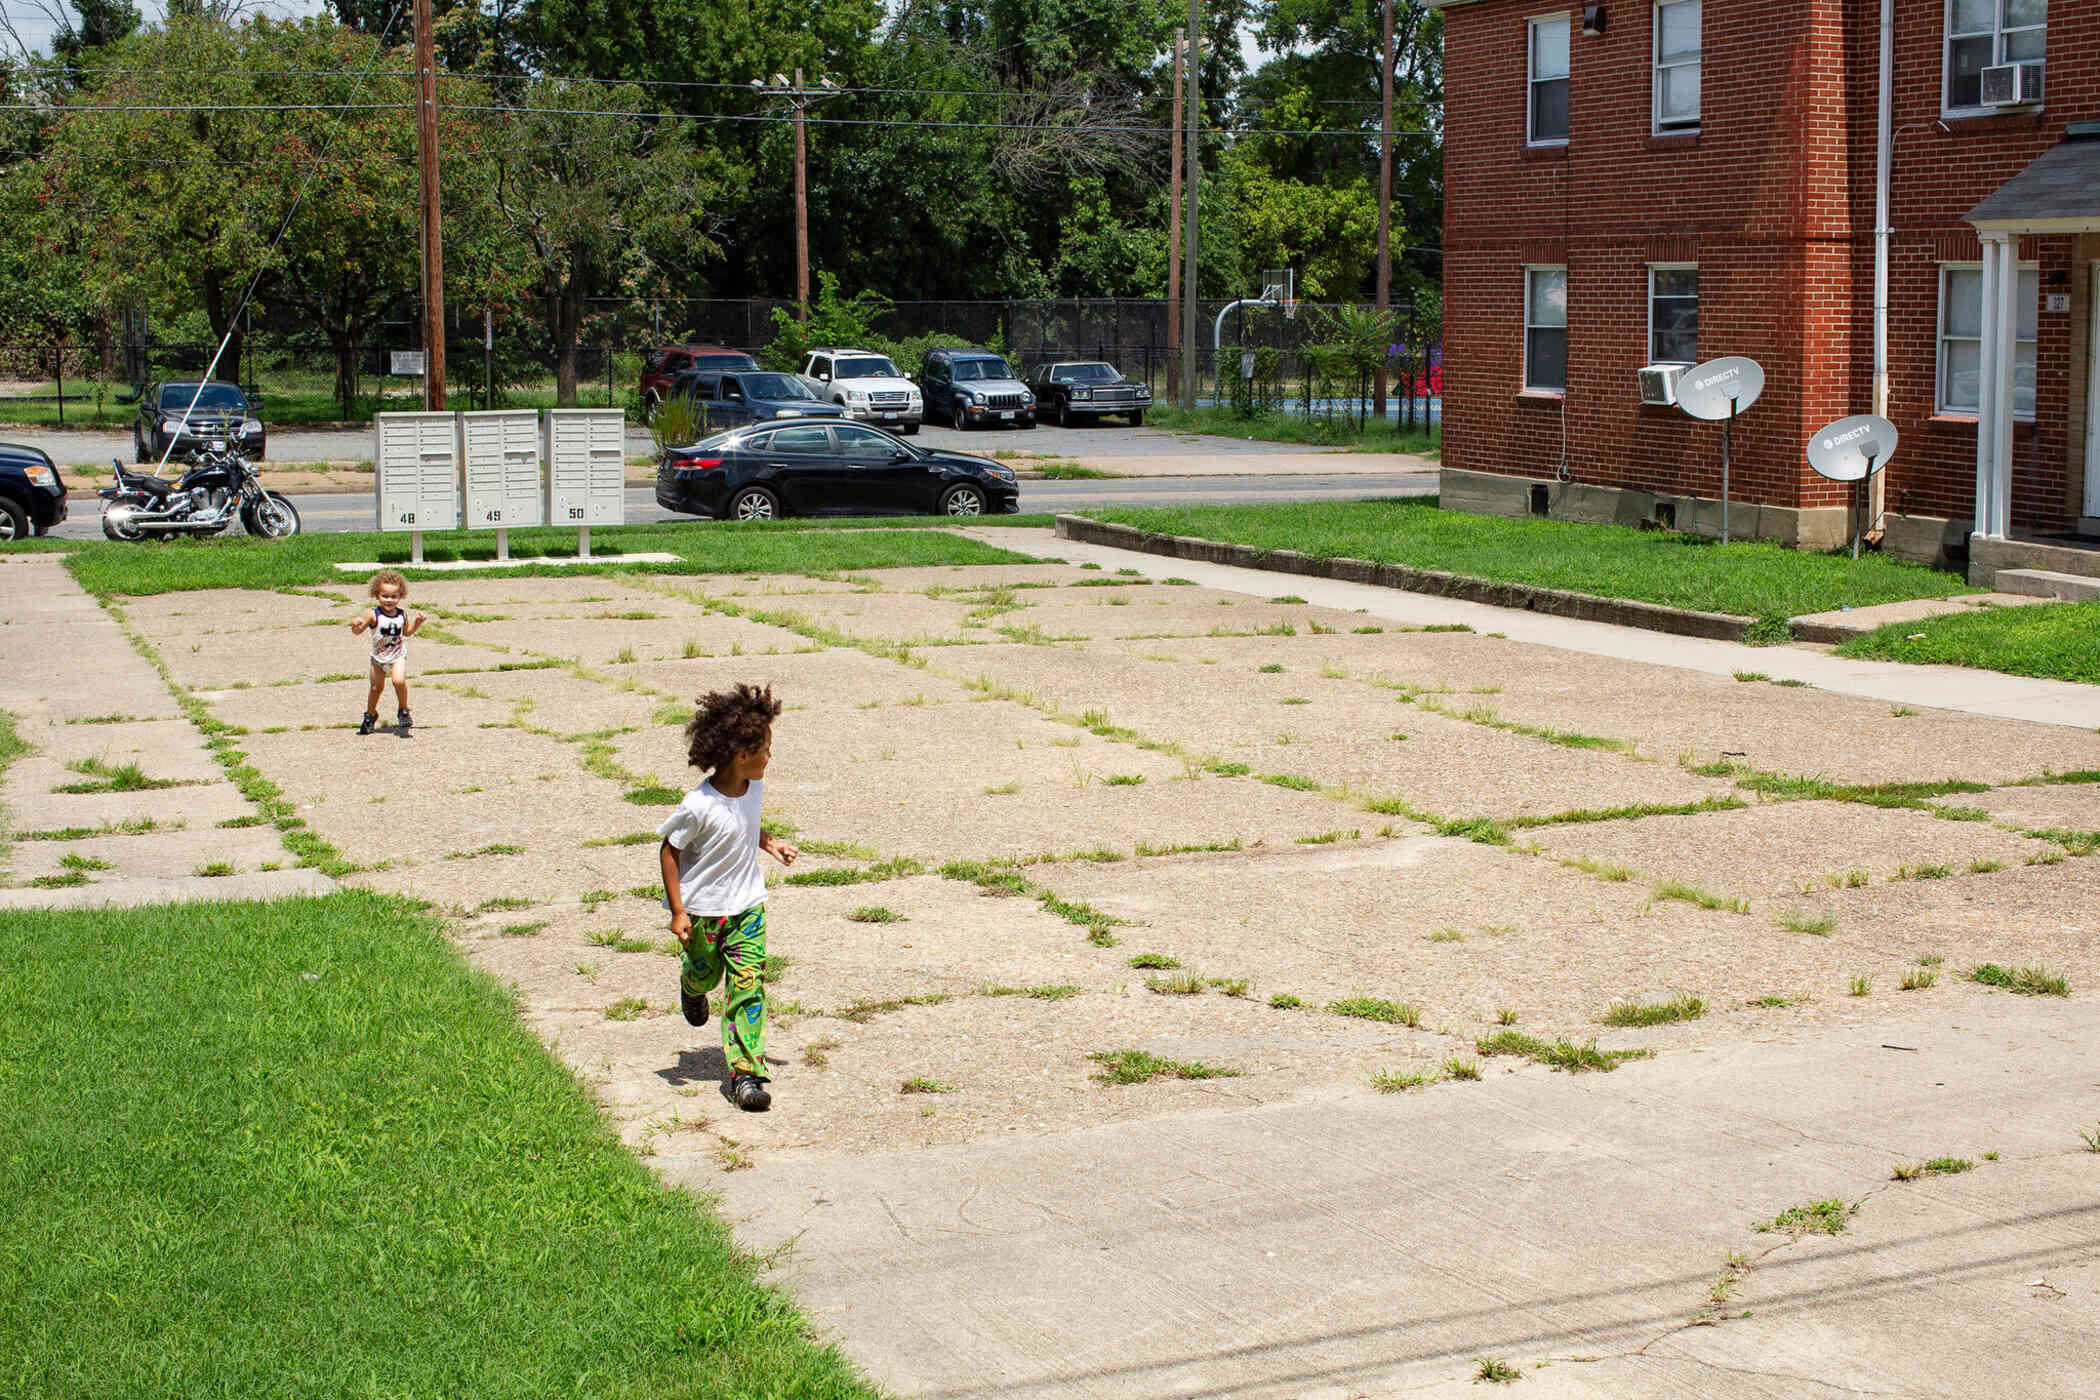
left=1981, top=62, right=2044, bottom=108
left=1637, top=364, right=1683, bottom=406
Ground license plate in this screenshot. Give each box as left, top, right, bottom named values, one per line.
left=1000, top=411, right=1014, bottom=420
left=207, top=440, right=226, bottom=451
left=881, top=412, right=898, bottom=420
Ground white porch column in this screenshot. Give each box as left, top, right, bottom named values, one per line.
left=1974, top=235, right=2002, bottom=541
left=1989, top=235, right=2019, bottom=538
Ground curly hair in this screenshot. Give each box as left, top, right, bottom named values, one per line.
left=685, top=682, right=782, bottom=773
left=367, top=568, right=408, bottom=599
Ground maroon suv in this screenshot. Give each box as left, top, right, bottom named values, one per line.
left=640, top=344, right=757, bottom=421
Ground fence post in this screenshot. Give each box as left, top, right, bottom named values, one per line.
left=54, top=347, right=65, bottom=428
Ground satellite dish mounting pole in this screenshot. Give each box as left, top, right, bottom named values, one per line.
left=1854, top=450, right=1878, bottom=560
left=1721, top=394, right=1735, bottom=543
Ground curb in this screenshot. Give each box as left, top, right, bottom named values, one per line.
left=1053, top=514, right=1771, bottom=644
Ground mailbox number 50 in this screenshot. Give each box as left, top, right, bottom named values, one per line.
left=568, top=507, right=585, bottom=520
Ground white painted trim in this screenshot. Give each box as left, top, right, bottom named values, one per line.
left=1523, top=265, right=1569, bottom=393
left=1527, top=14, right=1571, bottom=148
left=1646, top=262, right=1699, bottom=367
left=1651, top=0, right=1701, bottom=136
left=2087, top=262, right=2100, bottom=519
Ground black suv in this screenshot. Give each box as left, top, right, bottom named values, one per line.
left=919, top=347, right=1035, bottom=430
left=1028, top=361, right=1152, bottom=426
left=0, top=442, right=67, bottom=542
left=135, top=380, right=266, bottom=462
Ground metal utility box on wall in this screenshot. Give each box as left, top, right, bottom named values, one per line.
left=374, top=412, right=461, bottom=532
left=460, top=410, right=544, bottom=532
left=545, top=410, right=626, bottom=527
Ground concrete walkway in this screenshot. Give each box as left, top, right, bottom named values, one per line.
left=0, top=554, right=334, bottom=909
left=711, top=996, right=2100, bottom=1398
left=980, top=528, right=2100, bottom=729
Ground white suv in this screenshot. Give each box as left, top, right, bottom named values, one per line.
left=798, top=348, right=923, bottom=434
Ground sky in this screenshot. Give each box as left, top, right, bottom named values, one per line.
left=0, top=0, right=325, bottom=55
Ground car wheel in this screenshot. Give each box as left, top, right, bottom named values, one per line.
left=902, top=422, right=920, bottom=436
left=938, top=483, right=986, bottom=518
left=1056, top=403, right=1070, bottom=428
left=641, top=392, right=660, bottom=424
left=0, top=496, right=27, bottom=545
left=729, top=486, right=781, bottom=522
left=135, top=431, right=149, bottom=464
left=1130, top=410, right=1144, bottom=428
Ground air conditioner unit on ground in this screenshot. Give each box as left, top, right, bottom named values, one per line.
left=1637, top=364, right=1683, bottom=406
left=1981, top=62, right=2044, bottom=108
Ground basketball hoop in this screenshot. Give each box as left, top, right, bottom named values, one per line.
left=1261, top=267, right=1297, bottom=321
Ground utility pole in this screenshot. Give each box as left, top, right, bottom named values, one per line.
left=412, top=0, right=446, bottom=409
left=751, top=71, right=839, bottom=320
left=1179, top=0, right=1201, bottom=411
left=1167, top=29, right=1184, bottom=402
left=1373, top=0, right=1395, bottom=423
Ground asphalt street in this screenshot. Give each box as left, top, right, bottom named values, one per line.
left=42, top=471, right=1436, bottom=538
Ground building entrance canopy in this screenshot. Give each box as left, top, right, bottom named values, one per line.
left=1962, top=126, right=2100, bottom=541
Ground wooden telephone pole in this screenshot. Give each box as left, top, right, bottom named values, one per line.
left=751, top=72, right=839, bottom=319
left=1372, top=0, right=1395, bottom=422
left=413, top=0, right=446, bottom=409
left=1167, top=30, right=1185, bottom=401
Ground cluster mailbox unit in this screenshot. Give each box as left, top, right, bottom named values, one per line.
left=374, top=409, right=625, bottom=562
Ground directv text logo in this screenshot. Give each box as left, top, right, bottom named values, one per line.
left=1822, top=425, right=1873, bottom=451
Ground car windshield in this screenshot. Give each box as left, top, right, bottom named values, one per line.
left=836, top=357, right=900, bottom=379
left=742, top=373, right=812, bottom=400
left=159, top=383, right=246, bottom=411
left=1053, top=363, right=1119, bottom=384
left=690, top=428, right=739, bottom=450
left=953, top=358, right=1013, bottom=382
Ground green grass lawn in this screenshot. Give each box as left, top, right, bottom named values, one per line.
left=1140, top=404, right=1440, bottom=456
left=14, top=517, right=1054, bottom=595
left=0, top=891, right=879, bottom=1399
left=1082, top=498, right=1978, bottom=620
left=1838, top=601, right=2100, bottom=684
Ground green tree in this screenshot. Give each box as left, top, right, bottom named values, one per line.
left=479, top=81, right=739, bottom=403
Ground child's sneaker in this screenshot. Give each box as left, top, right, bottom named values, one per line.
left=357, top=712, right=377, bottom=736
left=681, top=985, right=709, bottom=1027
left=396, top=708, right=412, bottom=732
left=728, top=1073, right=771, bottom=1112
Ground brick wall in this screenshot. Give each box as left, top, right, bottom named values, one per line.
left=1442, top=0, right=2100, bottom=532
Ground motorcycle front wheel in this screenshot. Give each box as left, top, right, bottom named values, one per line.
left=243, top=492, right=301, bottom=539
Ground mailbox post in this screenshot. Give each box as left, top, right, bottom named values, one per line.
left=461, top=410, right=544, bottom=562
left=545, top=409, right=626, bottom=558
left=374, top=411, right=461, bottom=564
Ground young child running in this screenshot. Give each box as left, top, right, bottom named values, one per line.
left=349, top=569, right=426, bottom=736
left=658, top=682, right=798, bottom=1111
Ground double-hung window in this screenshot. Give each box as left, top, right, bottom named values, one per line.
left=1653, top=0, right=1701, bottom=133
left=1529, top=16, right=1570, bottom=146
left=1648, top=266, right=1698, bottom=365
left=1945, top=0, right=2046, bottom=112
left=1525, top=267, right=1568, bottom=393
left=1937, top=263, right=2037, bottom=419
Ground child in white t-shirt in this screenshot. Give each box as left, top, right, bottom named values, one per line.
left=349, top=569, right=425, bottom=736
left=657, top=682, right=798, bottom=1111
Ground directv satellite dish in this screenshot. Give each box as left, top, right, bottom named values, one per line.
left=1807, top=414, right=1898, bottom=561
left=1673, top=355, right=1764, bottom=543
left=1806, top=414, right=1896, bottom=482
left=1675, top=356, right=1765, bottom=421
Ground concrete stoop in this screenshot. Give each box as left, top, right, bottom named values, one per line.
left=1996, top=568, right=2100, bottom=602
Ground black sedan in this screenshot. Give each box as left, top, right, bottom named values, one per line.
left=135, top=380, right=266, bottom=462
left=1028, top=361, right=1152, bottom=426
left=0, top=442, right=67, bottom=543
left=669, top=369, right=846, bottom=432
left=656, top=421, right=1021, bottom=522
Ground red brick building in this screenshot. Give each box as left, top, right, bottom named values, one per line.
left=1429, top=0, right=2100, bottom=581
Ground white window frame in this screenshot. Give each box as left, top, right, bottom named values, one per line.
left=1935, top=261, right=2038, bottom=421
left=1652, top=0, right=1701, bottom=135
left=1528, top=14, right=1571, bottom=148
left=1524, top=265, right=1568, bottom=394
left=1942, top=0, right=2047, bottom=117
left=1646, top=263, right=1699, bottom=366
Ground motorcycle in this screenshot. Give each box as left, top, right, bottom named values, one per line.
left=99, top=438, right=300, bottom=542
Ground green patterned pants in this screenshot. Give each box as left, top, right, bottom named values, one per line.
left=681, top=904, right=767, bottom=1078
